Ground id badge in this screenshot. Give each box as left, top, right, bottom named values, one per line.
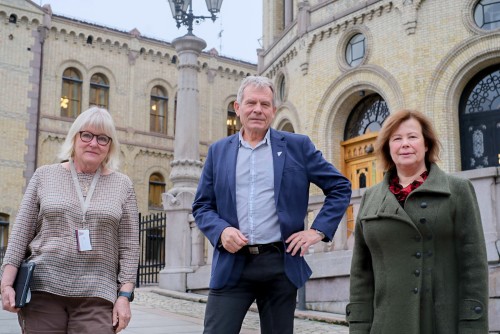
left=76, top=229, right=92, bottom=251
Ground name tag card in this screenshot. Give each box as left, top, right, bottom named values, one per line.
left=76, top=229, right=92, bottom=251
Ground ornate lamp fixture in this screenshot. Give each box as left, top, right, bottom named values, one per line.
left=168, top=0, right=223, bottom=35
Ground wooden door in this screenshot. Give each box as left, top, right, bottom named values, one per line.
left=341, top=132, right=383, bottom=239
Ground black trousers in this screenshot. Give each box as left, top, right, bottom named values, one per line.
left=203, top=244, right=297, bottom=334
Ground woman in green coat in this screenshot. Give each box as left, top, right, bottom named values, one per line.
left=346, top=110, right=488, bottom=333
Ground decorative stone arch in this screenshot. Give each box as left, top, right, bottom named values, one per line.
left=87, top=65, right=116, bottom=88
left=273, top=103, right=301, bottom=134
left=142, top=166, right=171, bottom=187
left=336, top=24, right=373, bottom=72
left=462, top=0, right=500, bottom=34
left=313, top=65, right=404, bottom=165
left=424, top=32, right=500, bottom=171
left=223, top=94, right=237, bottom=109
left=146, top=78, right=175, bottom=99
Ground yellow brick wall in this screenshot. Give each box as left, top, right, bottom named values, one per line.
left=0, top=1, right=256, bottom=226
left=261, top=0, right=500, bottom=174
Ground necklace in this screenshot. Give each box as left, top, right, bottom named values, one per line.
left=77, top=173, right=94, bottom=197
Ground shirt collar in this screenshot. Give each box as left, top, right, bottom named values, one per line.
left=238, top=128, right=271, bottom=148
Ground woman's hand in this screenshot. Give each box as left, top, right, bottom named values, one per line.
left=1, top=285, right=18, bottom=313
left=112, top=296, right=132, bottom=333
left=1, top=264, right=19, bottom=313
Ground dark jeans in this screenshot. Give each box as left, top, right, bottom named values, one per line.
left=203, top=244, right=298, bottom=334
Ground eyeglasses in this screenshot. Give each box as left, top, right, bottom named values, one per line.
left=79, top=131, right=112, bottom=146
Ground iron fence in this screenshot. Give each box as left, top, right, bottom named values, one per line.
left=136, top=212, right=167, bottom=287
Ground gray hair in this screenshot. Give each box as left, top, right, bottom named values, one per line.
left=58, top=106, right=120, bottom=171
left=236, top=76, right=275, bottom=106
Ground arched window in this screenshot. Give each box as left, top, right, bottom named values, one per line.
left=459, top=65, right=500, bottom=170
left=344, top=93, right=389, bottom=140
left=149, top=173, right=166, bottom=209
left=61, top=68, right=82, bottom=118
left=227, top=101, right=240, bottom=136
left=150, top=86, right=168, bottom=134
left=89, top=73, right=109, bottom=109
left=278, top=75, right=286, bottom=102
left=280, top=122, right=295, bottom=133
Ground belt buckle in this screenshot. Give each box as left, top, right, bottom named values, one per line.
left=248, top=246, right=259, bottom=255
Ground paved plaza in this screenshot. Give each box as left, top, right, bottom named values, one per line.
left=0, top=287, right=349, bottom=333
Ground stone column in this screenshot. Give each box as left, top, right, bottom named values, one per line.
left=159, top=34, right=206, bottom=292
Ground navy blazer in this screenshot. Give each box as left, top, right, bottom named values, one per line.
left=192, top=129, right=352, bottom=289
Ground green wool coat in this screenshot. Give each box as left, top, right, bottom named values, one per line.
left=346, top=163, right=488, bottom=334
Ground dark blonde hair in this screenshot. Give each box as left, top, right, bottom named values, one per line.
left=374, top=109, right=441, bottom=171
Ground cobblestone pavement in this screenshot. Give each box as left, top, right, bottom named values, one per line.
left=134, top=287, right=349, bottom=334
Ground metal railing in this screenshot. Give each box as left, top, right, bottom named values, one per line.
left=136, top=212, right=167, bottom=287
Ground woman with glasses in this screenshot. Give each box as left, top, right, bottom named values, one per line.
left=0, top=107, right=139, bottom=333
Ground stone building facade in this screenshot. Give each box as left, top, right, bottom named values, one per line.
left=253, top=0, right=500, bottom=331
left=0, top=0, right=255, bottom=237
left=1, top=0, right=500, bottom=331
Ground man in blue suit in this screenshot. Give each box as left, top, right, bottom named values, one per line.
left=192, top=76, right=351, bottom=334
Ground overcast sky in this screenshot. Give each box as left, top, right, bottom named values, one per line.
left=39, top=0, right=262, bottom=63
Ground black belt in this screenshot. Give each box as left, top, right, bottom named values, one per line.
left=240, top=242, right=283, bottom=255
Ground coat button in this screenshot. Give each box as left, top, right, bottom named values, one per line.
left=474, top=306, right=482, bottom=314
left=415, top=252, right=422, bottom=259
left=426, top=235, right=433, bottom=241
left=427, top=251, right=433, bottom=257
left=413, top=288, right=419, bottom=294
left=419, top=218, right=427, bottom=224
left=414, top=269, right=421, bottom=277
left=415, top=236, right=421, bottom=242
left=420, top=202, right=427, bottom=208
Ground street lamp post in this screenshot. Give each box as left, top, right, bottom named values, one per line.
left=168, top=0, right=223, bottom=35
left=159, top=0, right=222, bottom=292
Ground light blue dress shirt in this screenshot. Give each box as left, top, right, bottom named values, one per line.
left=236, top=130, right=281, bottom=245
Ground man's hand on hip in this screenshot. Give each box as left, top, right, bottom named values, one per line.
left=286, top=229, right=323, bottom=257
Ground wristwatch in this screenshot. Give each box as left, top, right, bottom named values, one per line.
left=313, top=229, right=325, bottom=240
left=118, top=291, right=134, bottom=302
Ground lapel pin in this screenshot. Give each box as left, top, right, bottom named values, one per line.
left=277, top=151, right=282, bottom=156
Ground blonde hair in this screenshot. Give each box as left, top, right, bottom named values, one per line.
left=374, top=109, right=441, bottom=171
left=58, top=107, right=120, bottom=170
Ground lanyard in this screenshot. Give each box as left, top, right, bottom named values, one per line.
left=70, top=160, right=101, bottom=223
